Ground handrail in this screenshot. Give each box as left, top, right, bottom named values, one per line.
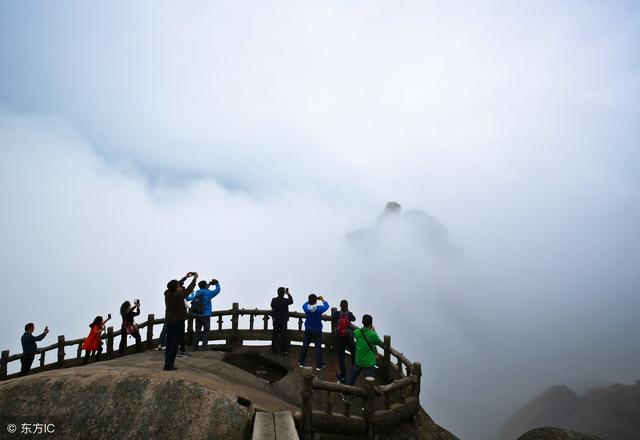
left=0, top=303, right=423, bottom=440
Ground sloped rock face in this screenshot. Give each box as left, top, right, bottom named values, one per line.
left=0, top=370, right=252, bottom=440
left=0, top=349, right=298, bottom=440
left=517, top=427, right=605, bottom=440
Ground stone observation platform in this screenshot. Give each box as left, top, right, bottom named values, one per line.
left=0, top=304, right=456, bottom=440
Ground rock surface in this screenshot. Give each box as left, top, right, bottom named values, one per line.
left=517, top=427, right=605, bottom=440
left=0, top=349, right=296, bottom=440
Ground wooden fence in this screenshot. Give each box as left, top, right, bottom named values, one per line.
left=0, top=303, right=422, bottom=439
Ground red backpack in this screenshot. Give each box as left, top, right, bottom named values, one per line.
left=337, top=312, right=351, bottom=337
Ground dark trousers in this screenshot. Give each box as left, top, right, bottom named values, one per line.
left=271, top=321, right=289, bottom=355
left=298, top=330, right=323, bottom=367
left=119, top=329, right=141, bottom=355
left=179, top=319, right=186, bottom=352
left=335, top=336, right=355, bottom=381
left=193, top=316, right=211, bottom=350
left=347, top=364, right=376, bottom=386
left=164, top=321, right=181, bottom=369
left=83, top=345, right=103, bottom=364
left=19, top=353, right=35, bottom=376
left=159, top=323, right=167, bottom=347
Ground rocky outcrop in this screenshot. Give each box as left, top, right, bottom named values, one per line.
left=0, top=346, right=457, bottom=440
left=502, top=382, right=640, bottom=440
left=517, top=427, right=605, bottom=440
left=0, top=349, right=297, bottom=440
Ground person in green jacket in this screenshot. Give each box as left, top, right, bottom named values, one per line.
left=346, top=314, right=383, bottom=385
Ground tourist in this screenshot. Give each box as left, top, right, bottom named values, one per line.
left=332, top=300, right=356, bottom=383
left=298, top=294, right=330, bottom=370
left=346, top=314, right=383, bottom=385
left=270, top=287, right=293, bottom=355
left=163, top=272, right=198, bottom=370
left=186, top=278, right=221, bottom=351
left=119, top=300, right=142, bottom=355
left=20, top=323, right=49, bottom=376
left=82, top=314, right=111, bottom=364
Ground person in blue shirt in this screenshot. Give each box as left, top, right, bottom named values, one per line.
left=298, top=294, right=330, bottom=370
left=186, top=278, right=221, bottom=351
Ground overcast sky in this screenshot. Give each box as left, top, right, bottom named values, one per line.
left=1, top=2, right=639, bottom=439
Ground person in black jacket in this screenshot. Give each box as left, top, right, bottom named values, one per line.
left=20, top=323, right=49, bottom=376
left=332, top=300, right=356, bottom=383
left=119, top=300, right=141, bottom=354
left=271, top=287, right=293, bottom=355
left=163, top=272, right=198, bottom=371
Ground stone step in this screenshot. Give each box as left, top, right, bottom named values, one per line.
left=252, top=411, right=275, bottom=440
left=274, top=411, right=299, bottom=440
left=252, top=411, right=299, bottom=440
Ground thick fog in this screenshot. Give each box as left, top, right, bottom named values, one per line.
left=1, top=2, right=639, bottom=439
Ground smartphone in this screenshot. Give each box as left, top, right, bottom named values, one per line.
left=134, top=299, right=140, bottom=305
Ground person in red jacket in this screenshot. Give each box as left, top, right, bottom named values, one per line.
left=82, top=314, right=111, bottom=364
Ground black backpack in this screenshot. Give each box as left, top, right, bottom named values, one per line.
left=191, top=294, right=205, bottom=315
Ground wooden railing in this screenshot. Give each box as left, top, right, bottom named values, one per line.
left=0, top=303, right=422, bottom=439
left=296, top=339, right=421, bottom=440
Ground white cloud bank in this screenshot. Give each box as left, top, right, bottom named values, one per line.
left=1, top=1, right=639, bottom=439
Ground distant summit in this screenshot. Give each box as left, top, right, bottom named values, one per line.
left=347, top=202, right=457, bottom=256
left=501, top=382, right=640, bottom=440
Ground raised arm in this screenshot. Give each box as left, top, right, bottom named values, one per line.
left=34, top=327, right=49, bottom=342
left=208, top=281, right=221, bottom=298
left=318, top=301, right=330, bottom=313
left=182, top=272, right=199, bottom=298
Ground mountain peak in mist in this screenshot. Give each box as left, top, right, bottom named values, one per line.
left=348, top=202, right=457, bottom=257
left=379, top=201, right=402, bottom=219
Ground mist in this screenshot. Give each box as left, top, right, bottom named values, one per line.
left=1, top=2, right=639, bottom=439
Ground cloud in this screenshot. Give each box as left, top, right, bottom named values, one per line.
left=1, top=1, right=639, bottom=439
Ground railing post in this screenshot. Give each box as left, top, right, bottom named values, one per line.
left=106, top=326, right=114, bottom=360
left=412, top=362, right=422, bottom=398
left=364, top=376, right=376, bottom=440
left=412, top=362, right=422, bottom=425
left=231, top=302, right=240, bottom=346
left=57, top=336, right=65, bottom=368
left=146, top=314, right=155, bottom=350
left=301, top=366, right=314, bottom=440
left=39, top=351, right=45, bottom=368
left=0, top=350, right=8, bottom=380
left=330, top=307, right=337, bottom=352
left=383, top=335, right=391, bottom=383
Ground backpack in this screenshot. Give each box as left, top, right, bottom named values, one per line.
left=191, top=293, right=205, bottom=315
left=336, top=312, right=351, bottom=338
